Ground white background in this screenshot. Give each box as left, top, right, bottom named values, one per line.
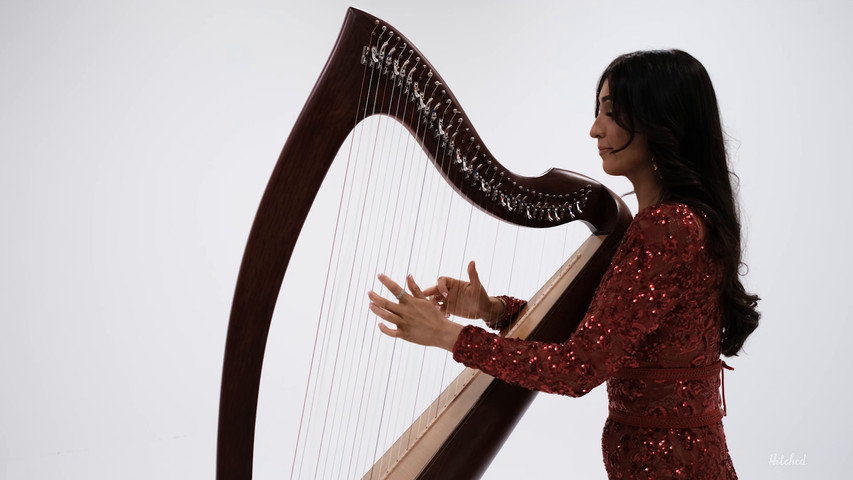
left=2, top=0, right=851, bottom=478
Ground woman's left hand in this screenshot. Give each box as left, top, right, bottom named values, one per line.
left=369, top=273, right=464, bottom=352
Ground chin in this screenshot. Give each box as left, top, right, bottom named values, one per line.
left=601, top=161, right=622, bottom=177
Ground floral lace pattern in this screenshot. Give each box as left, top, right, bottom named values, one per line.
left=452, top=203, right=737, bottom=479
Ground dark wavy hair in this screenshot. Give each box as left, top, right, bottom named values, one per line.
left=595, top=49, right=759, bottom=356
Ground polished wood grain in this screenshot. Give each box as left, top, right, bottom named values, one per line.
left=216, top=7, right=631, bottom=479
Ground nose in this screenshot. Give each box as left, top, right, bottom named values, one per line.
left=589, top=114, right=603, bottom=139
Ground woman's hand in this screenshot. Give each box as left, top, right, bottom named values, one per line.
left=369, top=273, right=464, bottom=351
left=422, top=261, right=505, bottom=325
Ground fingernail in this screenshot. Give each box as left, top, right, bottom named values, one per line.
left=442, top=291, right=448, bottom=298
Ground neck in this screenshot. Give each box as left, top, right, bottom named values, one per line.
left=631, top=170, right=664, bottom=211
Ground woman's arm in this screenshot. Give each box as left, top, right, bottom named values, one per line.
left=452, top=204, right=708, bottom=397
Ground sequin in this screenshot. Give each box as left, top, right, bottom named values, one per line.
left=489, top=295, right=527, bottom=330
left=452, top=203, right=737, bottom=479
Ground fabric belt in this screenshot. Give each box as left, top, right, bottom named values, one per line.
left=607, top=360, right=733, bottom=429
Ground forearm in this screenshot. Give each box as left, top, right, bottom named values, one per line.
left=452, top=325, right=604, bottom=397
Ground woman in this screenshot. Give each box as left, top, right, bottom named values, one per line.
left=368, top=49, right=759, bottom=479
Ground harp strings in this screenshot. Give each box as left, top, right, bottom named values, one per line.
left=282, top=26, right=578, bottom=479
left=289, top=25, right=388, bottom=478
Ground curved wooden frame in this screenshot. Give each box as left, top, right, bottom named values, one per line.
left=217, top=7, right=631, bottom=479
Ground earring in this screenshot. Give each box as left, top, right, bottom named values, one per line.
left=651, top=156, right=663, bottom=179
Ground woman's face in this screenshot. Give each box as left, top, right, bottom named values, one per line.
left=589, top=80, right=652, bottom=180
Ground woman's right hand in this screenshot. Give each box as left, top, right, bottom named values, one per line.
left=423, top=261, right=505, bottom=325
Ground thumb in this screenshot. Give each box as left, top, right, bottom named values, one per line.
left=467, top=261, right=482, bottom=289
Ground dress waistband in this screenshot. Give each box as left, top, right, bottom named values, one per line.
left=607, top=360, right=733, bottom=429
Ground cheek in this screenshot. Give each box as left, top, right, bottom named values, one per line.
left=610, top=128, right=631, bottom=150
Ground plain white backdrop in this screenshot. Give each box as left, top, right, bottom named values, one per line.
left=2, top=0, right=851, bottom=478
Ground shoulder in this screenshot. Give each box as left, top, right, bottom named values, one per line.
left=626, top=203, right=708, bottom=250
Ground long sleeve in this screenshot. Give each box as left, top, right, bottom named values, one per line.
left=487, top=295, right=527, bottom=330
left=452, top=203, right=713, bottom=397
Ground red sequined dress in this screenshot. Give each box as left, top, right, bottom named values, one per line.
left=452, top=203, right=737, bottom=479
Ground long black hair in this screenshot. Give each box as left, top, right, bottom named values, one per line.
left=595, top=49, right=759, bottom=356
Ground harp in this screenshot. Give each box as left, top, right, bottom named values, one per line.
left=217, top=7, right=631, bottom=480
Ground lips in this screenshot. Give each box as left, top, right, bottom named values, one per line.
left=598, top=147, right=613, bottom=156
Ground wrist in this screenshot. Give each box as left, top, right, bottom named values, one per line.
left=484, top=296, right=506, bottom=325
left=440, top=321, right=465, bottom=352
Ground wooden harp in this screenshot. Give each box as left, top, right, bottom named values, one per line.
left=217, top=7, right=631, bottom=480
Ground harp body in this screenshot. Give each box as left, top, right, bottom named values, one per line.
left=217, top=7, right=631, bottom=480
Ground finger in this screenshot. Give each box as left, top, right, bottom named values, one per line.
left=377, top=322, right=400, bottom=338
left=435, top=277, right=450, bottom=298
left=369, top=300, right=400, bottom=325
left=467, top=261, right=482, bottom=289
left=407, top=274, right=425, bottom=298
left=422, top=285, right=440, bottom=297
left=368, top=290, right=399, bottom=314
left=376, top=273, right=405, bottom=300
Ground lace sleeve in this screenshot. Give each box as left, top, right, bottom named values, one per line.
left=452, top=204, right=709, bottom=397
